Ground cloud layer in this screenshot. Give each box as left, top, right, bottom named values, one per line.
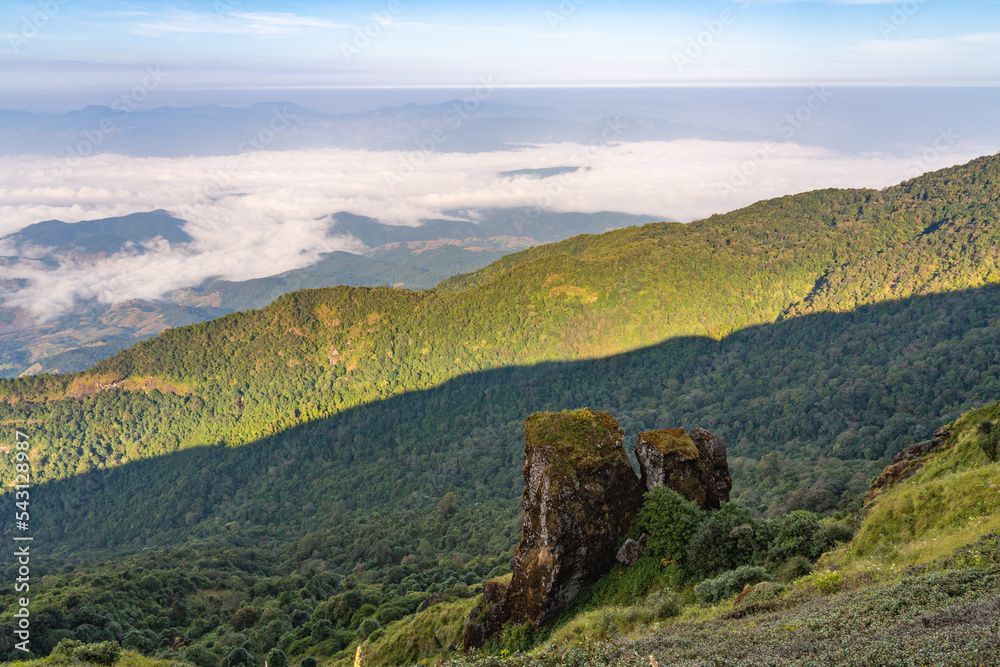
left=0, top=139, right=990, bottom=318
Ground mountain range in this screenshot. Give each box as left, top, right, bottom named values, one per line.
left=1, top=152, right=999, bottom=664
left=6, top=88, right=1000, bottom=159
left=0, top=101, right=755, bottom=158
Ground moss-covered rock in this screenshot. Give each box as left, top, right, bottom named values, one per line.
left=463, top=409, right=644, bottom=648
left=636, top=427, right=731, bottom=509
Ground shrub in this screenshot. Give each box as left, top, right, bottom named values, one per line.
left=356, top=618, right=381, bottom=640
left=75, top=642, right=122, bottom=666
left=122, top=629, right=154, bottom=653
left=645, top=590, right=682, bottom=619
left=695, top=565, right=774, bottom=605
left=812, top=570, right=844, bottom=595
left=184, top=644, right=221, bottom=667
left=153, top=648, right=180, bottom=661
left=737, top=580, right=782, bottom=608
left=633, top=487, right=705, bottom=563
left=226, top=647, right=252, bottom=667
left=493, top=622, right=534, bottom=653
left=330, top=630, right=356, bottom=653
left=686, top=502, right=754, bottom=577
left=445, top=582, right=475, bottom=599
left=299, top=658, right=317, bottom=667
left=341, top=589, right=364, bottom=609
left=266, top=648, right=288, bottom=667
left=977, top=420, right=998, bottom=462
left=230, top=607, right=260, bottom=632
left=375, top=604, right=408, bottom=625
left=138, top=575, right=164, bottom=593
left=767, top=511, right=834, bottom=563
left=310, top=619, right=332, bottom=641
left=277, top=631, right=296, bottom=653
left=578, top=557, right=674, bottom=609
left=52, top=639, right=85, bottom=661
left=771, top=555, right=814, bottom=583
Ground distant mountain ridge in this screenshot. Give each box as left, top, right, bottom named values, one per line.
left=0, top=209, right=191, bottom=256
left=0, top=101, right=757, bottom=158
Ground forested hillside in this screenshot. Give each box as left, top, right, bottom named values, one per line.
left=1, top=153, right=999, bottom=664
left=4, top=154, right=1000, bottom=488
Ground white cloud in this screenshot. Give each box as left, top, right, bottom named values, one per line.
left=0, top=139, right=990, bottom=319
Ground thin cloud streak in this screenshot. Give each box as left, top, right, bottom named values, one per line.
left=130, top=10, right=349, bottom=36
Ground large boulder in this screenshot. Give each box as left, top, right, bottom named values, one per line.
left=616, top=534, right=648, bottom=566
left=635, top=427, right=731, bottom=509
left=463, top=409, right=644, bottom=648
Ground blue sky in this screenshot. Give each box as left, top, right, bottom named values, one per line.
left=1, top=0, right=999, bottom=103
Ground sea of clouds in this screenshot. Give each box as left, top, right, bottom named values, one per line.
left=0, top=139, right=989, bottom=319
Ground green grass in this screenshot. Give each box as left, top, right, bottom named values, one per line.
left=353, top=596, right=478, bottom=666
left=828, top=402, right=1000, bottom=573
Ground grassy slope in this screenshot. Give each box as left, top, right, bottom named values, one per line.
left=830, top=402, right=1000, bottom=572
left=4, top=652, right=186, bottom=667
left=619, top=402, right=1000, bottom=667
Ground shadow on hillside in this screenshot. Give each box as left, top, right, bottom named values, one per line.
left=5, top=283, right=1000, bottom=562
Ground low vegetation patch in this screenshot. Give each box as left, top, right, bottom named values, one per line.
left=445, top=531, right=1000, bottom=666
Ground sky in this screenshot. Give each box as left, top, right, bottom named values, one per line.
left=1, top=0, right=1000, bottom=105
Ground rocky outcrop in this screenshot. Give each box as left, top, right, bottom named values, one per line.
left=864, top=425, right=952, bottom=507
left=635, top=427, right=731, bottom=509
left=463, top=409, right=644, bottom=648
